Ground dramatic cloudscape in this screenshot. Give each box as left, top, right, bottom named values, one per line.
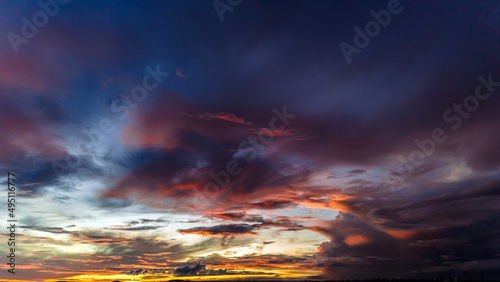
left=0, top=0, right=500, bottom=281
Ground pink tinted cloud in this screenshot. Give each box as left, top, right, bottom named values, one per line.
left=198, top=112, right=254, bottom=125
left=0, top=111, right=64, bottom=160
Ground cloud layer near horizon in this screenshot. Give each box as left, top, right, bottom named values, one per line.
left=0, top=0, right=499, bottom=281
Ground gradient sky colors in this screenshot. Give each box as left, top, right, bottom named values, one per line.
left=1, top=1, right=500, bottom=281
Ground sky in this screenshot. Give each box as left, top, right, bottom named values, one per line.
left=0, top=0, right=500, bottom=281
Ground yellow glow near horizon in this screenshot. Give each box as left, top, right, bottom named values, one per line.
left=45, top=272, right=290, bottom=282
left=40, top=265, right=323, bottom=282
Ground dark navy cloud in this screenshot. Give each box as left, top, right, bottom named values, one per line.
left=0, top=0, right=499, bottom=280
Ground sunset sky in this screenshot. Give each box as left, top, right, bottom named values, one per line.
left=1, top=0, right=500, bottom=281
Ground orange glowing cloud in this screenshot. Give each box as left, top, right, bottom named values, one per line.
left=344, top=234, right=371, bottom=246
left=385, top=230, right=421, bottom=239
